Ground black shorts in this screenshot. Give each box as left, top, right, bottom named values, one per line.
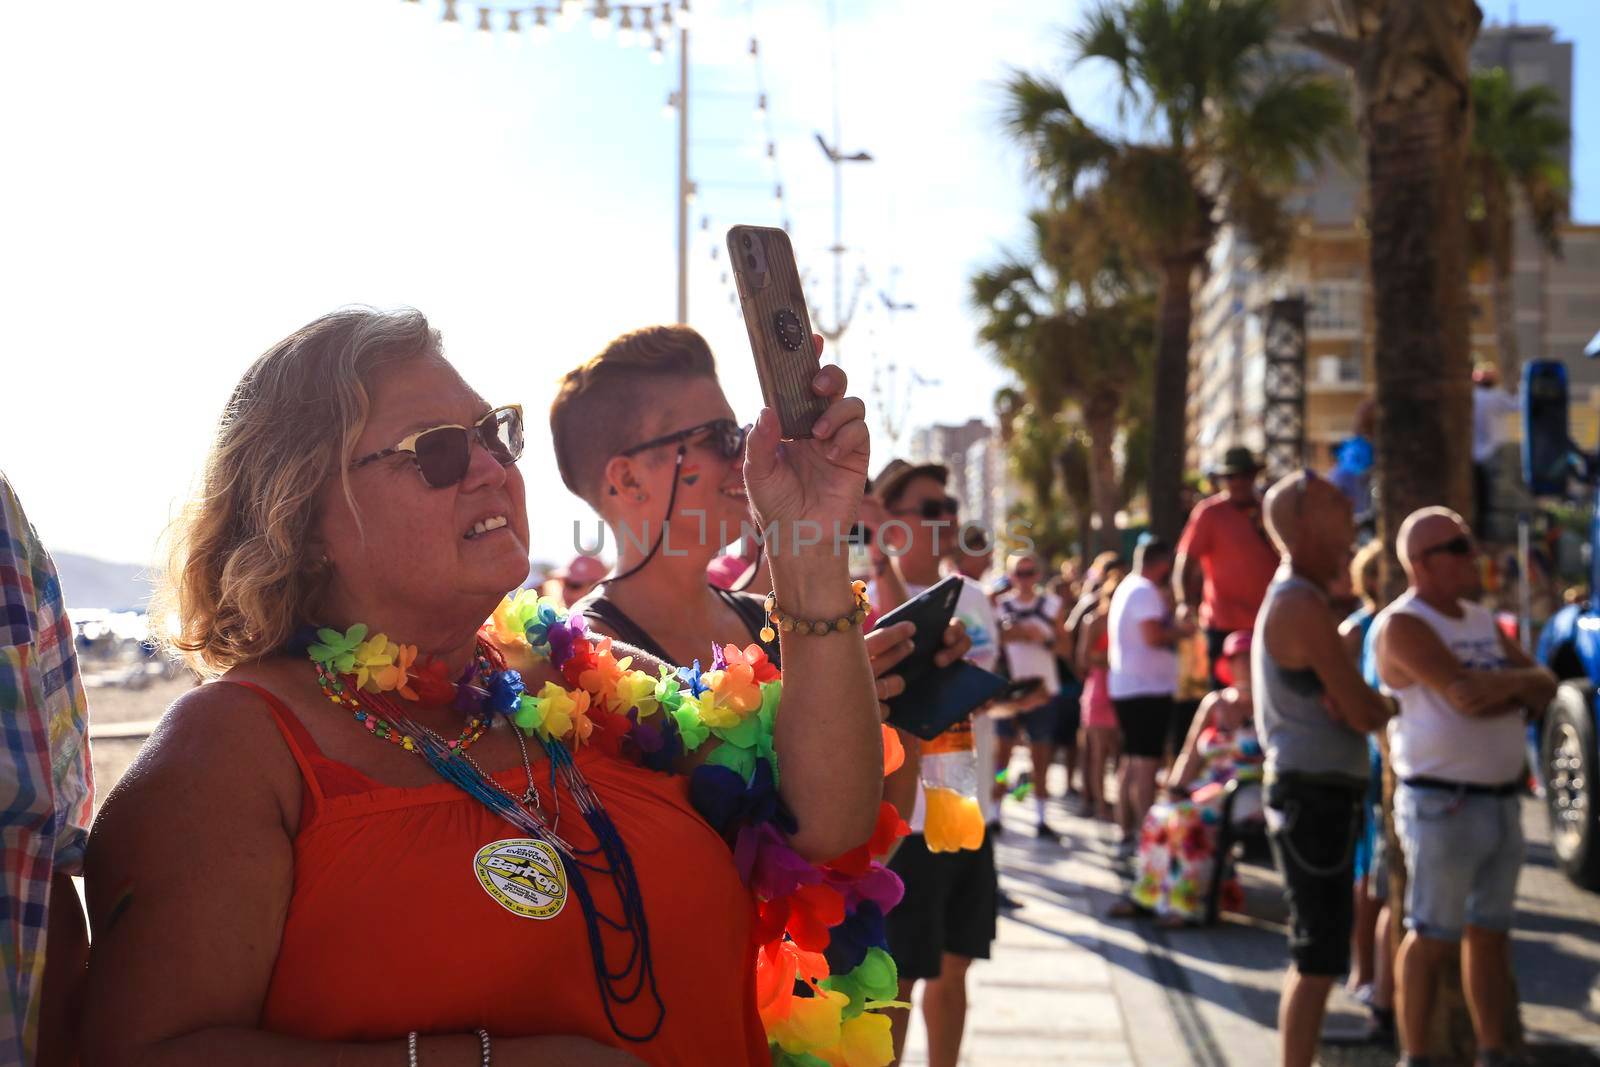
left=1112, top=695, right=1172, bottom=759
left=1265, top=775, right=1365, bottom=977
left=885, top=833, right=998, bottom=979
left=1052, top=688, right=1083, bottom=746
left=1168, top=699, right=1201, bottom=755
left=1205, top=627, right=1231, bottom=689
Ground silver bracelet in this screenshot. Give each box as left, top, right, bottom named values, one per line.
left=406, top=1031, right=418, bottom=1067
left=475, top=1028, right=492, bottom=1066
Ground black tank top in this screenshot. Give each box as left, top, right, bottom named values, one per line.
left=575, top=586, right=781, bottom=670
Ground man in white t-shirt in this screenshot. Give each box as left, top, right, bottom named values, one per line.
left=1471, top=363, right=1520, bottom=535
left=1108, top=536, right=1187, bottom=846
left=866, top=458, right=1003, bottom=1067
left=1373, top=507, right=1554, bottom=1067
left=995, top=552, right=1068, bottom=839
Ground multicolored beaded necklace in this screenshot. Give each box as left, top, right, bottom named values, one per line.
left=299, top=626, right=663, bottom=1042
left=295, top=595, right=912, bottom=1066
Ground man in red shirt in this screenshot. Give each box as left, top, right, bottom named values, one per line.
left=1174, top=447, right=1279, bottom=685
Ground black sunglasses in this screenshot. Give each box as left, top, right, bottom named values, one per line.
left=618, top=418, right=750, bottom=461
left=892, top=496, right=959, bottom=522
left=1422, top=535, right=1475, bottom=558
left=350, top=404, right=524, bottom=489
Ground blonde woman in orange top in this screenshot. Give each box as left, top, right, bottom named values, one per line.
left=81, top=307, right=884, bottom=1066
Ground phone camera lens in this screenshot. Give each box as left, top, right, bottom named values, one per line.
left=745, top=253, right=759, bottom=272
left=741, top=235, right=754, bottom=249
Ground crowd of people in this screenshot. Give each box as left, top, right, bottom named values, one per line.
left=0, top=313, right=1557, bottom=1067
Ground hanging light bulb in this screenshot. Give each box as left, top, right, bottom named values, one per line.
left=663, top=90, right=678, bottom=118
left=766, top=141, right=776, bottom=159
left=700, top=215, right=710, bottom=230
left=782, top=216, right=792, bottom=232
left=685, top=180, right=698, bottom=205
left=476, top=5, right=494, bottom=37
left=557, top=0, right=579, bottom=28
left=748, top=37, right=759, bottom=57
left=441, top=0, right=463, bottom=35
left=531, top=7, right=551, bottom=41
left=773, top=182, right=783, bottom=207
left=592, top=0, right=613, bottom=38
left=503, top=9, right=526, bottom=47
left=650, top=35, right=664, bottom=61
left=676, top=0, right=693, bottom=29
left=617, top=6, right=636, bottom=46
left=659, top=1, right=673, bottom=30
left=754, top=93, right=768, bottom=120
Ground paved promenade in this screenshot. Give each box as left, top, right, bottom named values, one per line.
left=898, top=767, right=1600, bottom=1067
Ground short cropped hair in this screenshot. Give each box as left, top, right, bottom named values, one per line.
left=550, top=325, right=718, bottom=504
left=152, top=307, right=444, bottom=675
left=1134, top=536, right=1172, bottom=572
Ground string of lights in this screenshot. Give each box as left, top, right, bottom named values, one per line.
left=689, top=1, right=798, bottom=321
left=402, top=0, right=693, bottom=59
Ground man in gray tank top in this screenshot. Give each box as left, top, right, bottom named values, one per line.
left=1254, top=470, right=1396, bottom=1067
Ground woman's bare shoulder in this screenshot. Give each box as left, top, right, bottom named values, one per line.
left=91, top=663, right=304, bottom=846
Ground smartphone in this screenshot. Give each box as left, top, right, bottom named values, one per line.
left=871, top=576, right=1008, bottom=740
left=869, top=575, right=965, bottom=688
left=726, top=225, right=829, bottom=439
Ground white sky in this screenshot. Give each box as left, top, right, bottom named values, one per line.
left=3, top=0, right=1593, bottom=570
left=1, top=0, right=1091, bottom=569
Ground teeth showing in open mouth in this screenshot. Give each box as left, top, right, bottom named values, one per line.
left=465, top=515, right=508, bottom=540
left=721, top=487, right=747, bottom=500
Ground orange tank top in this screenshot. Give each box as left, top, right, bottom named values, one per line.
left=233, top=682, right=768, bottom=1065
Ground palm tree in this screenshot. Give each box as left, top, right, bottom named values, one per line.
left=1298, top=2, right=1498, bottom=1058
left=971, top=208, right=1154, bottom=557
left=1468, top=66, right=1569, bottom=380
left=1001, top=0, right=1348, bottom=540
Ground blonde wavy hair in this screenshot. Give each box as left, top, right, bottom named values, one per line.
left=153, top=307, right=444, bottom=675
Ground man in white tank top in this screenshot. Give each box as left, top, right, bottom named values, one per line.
left=1373, top=507, right=1555, bottom=1067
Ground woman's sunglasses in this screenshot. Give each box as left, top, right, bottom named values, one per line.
left=618, top=418, right=750, bottom=461
left=350, top=404, right=524, bottom=489
left=892, top=497, right=960, bottom=522
left=1422, top=534, right=1475, bottom=558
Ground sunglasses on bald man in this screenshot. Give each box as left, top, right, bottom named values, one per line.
left=1422, top=535, right=1474, bottom=558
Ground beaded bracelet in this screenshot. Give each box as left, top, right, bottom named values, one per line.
left=760, top=580, right=871, bottom=641
left=407, top=1031, right=418, bottom=1067
left=476, top=1029, right=492, bottom=1066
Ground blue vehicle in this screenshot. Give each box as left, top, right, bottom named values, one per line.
left=1525, top=358, right=1600, bottom=889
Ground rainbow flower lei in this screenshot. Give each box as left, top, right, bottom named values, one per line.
left=307, top=590, right=910, bottom=1066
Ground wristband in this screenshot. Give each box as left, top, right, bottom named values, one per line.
left=760, top=580, right=871, bottom=641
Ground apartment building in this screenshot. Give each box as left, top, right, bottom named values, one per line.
left=1189, top=24, right=1600, bottom=474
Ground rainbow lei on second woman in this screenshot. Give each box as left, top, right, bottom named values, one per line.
left=308, top=591, right=910, bottom=1067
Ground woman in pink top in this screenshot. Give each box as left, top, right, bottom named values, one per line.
left=1076, top=569, right=1125, bottom=821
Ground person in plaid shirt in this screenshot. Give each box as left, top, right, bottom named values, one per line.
left=1, top=472, right=93, bottom=1067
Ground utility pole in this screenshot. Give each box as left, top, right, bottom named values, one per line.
left=812, top=132, right=872, bottom=351
left=809, top=0, right=870, bottom=355
left=675, top=25, right=690, bottom=324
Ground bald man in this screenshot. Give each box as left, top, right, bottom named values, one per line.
left=1253, top=470, right=1396, bottom=1067
left=1373, top=508, right=1554, bottom=1067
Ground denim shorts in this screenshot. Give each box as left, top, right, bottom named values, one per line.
left=1394, top=783, right=1523, bottom=941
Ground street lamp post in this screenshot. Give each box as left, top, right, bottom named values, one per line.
left=676, top=24, right=690, bottom=324
left=812, top=132, right=872, bottom=353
